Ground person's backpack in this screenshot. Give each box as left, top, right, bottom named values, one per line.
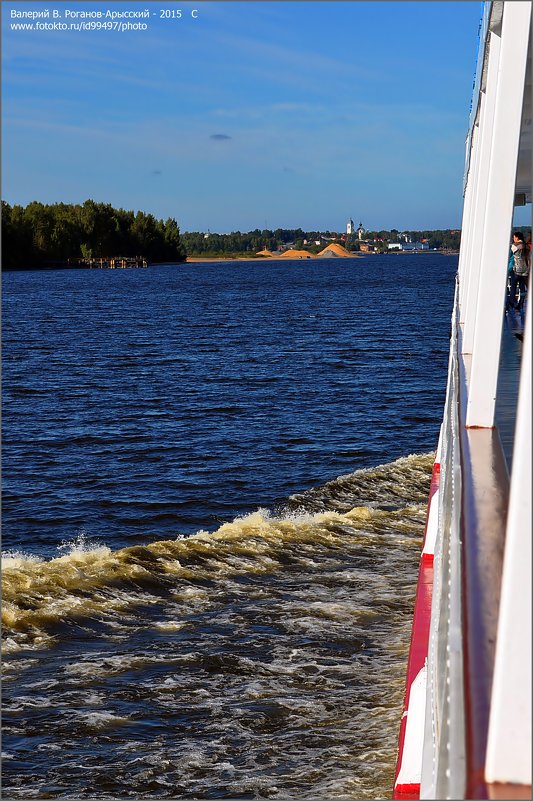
left=514, top=246, right=530, bottom=276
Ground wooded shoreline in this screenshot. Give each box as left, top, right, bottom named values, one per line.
left=2, top=199, right=470, bottom=271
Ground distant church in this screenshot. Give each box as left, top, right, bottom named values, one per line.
left=347, top=218, right=365, bottom=240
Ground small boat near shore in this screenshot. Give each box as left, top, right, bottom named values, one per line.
left=393, top=2, right=531, bottom=798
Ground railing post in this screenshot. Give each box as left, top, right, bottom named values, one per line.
left=460, top=30, right=501, bottom=348
left=457, top=129, right=478, bottom=318
left=465, top=1, right=531, bottom=428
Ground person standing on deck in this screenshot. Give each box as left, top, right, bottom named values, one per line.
left=506, top=231, right=530, bottom=312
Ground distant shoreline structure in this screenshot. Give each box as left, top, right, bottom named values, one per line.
left=2, top=250, right=461, bottom=271
left=185, top=249, right=459, bottom=263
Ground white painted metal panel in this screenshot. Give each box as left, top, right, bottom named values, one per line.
left=465, top=1, right=531, bottom=428
left=485, top=293, right=532, bottom=786
left=395, top=667, right=428, bottom=791
left=458, top=123, right=481, bottom=319
left=461, top=31, right=501, bottom=351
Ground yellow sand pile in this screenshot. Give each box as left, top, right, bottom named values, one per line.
left=278, top=249, right=313, bottom=259
left=317, top=242, right=353, bottom=257
left=256, top=249, right=274, bottom=257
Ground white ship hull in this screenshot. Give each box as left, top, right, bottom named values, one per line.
left=393, top=3, right=532, bottom=798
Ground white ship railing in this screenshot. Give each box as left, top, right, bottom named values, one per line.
left=417, top=2, right=531, bottom=798
left=420, top=279, right=465, bottom=799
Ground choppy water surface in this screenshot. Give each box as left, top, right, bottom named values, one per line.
left=2, top=256, right=456, bottom=799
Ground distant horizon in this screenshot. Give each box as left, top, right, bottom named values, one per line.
left=0, top=192, right=474, bottom=238
left=1, top=196, right=466, bottom=236
left=4, top=196, right=531, bottom=238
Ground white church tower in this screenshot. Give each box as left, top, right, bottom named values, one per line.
left=357, top=221, right=365, bottom=240
left=346, top=218, right=355, bottom=235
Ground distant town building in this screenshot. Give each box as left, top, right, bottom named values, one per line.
left=347, top=218, right=355, bottom=235
left=357, top=222, right=365, bottom=240
left=388, top=241, right=429, bottom=251
left=402, top=242, right=429, bottom=251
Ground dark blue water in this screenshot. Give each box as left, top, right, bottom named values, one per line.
left=2, top=254, right=456, bottom=800
left=3, top=255, right=454, bottom=558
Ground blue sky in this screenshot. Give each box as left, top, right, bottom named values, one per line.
left=2, top=1, right=485, bottom=233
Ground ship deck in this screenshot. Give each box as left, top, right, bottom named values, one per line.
left=495, top=304, right=527, bottom=470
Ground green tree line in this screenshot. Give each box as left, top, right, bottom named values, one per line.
left=181, top=228, right=315, bottom=257
left=359, top=229, right=462, bottom=251
left=1, top=200, right=187, bottom=269
left=182, top=228, right=463, bottom=257
left=2, top=198, right=471, bottom=269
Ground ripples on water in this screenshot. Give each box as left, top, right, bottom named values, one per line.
left=2, top=256, right=456, bottom=798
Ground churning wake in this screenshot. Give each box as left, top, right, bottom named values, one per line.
left=2, top=453, right=432, bottom=655
left=3, top=453, right=433, bottom=800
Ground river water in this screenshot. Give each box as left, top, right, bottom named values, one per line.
left=2, top=254, right=456, bottom=799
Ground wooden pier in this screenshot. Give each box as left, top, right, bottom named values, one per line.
left=71, top=256, right=148, bottom=269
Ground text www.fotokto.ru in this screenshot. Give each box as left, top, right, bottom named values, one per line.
left=9, top=7, right=200, bottom=33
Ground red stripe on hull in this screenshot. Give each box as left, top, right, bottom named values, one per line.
left=393, top=460, right=440, bottom=800
left=394, top=783, right=422, bottom=800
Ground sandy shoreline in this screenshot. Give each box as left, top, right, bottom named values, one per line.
left=186, top=254, right=365, bottom=263
left=187, top=256, right=276, bottom=263
left=185, top=252, right=456, bottom=263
